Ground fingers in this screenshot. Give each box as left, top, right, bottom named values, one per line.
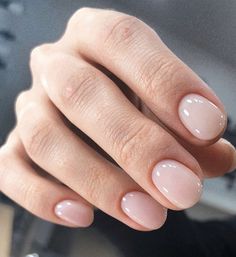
left=61, top=7, right=226, bottom=145
left=32, top=48, right=203, bottom=210
left=136, top=102, right=236, bottom=178
left=15, top=89, right=167, bottom=231
left=0, top=132, right=94, bottom=227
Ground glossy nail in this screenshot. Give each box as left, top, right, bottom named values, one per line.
left=121, top=191, right=167, bottom=230
left=55, top=200, right=94, bottom=227
left=179, top=94, right=226, bottom=140
left=152, top=160, right=203, bottom=209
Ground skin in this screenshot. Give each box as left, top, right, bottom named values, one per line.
left=0, top=8, right=235, bottom=231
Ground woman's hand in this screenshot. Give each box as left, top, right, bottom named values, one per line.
left=0, top=8, right=235, bottom=231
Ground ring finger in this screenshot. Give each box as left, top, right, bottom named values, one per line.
left=15, top=89, right=167, bottom=231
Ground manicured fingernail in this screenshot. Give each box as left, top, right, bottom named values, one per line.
left=55, top=200, right=94, bottom=227
left=221, top=139, right=236, bottom=173
left=152, top=160, right=203, bottom=209
left=179, top=94, right=226, bottom=140
left=121, top=191, right=167, bottom=230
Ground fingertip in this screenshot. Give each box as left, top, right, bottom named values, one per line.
left=179, top=94, right=227, bottom=142
left=54, top=200, right=94, bottom=228
left=121, top=191, right=168, bottom=231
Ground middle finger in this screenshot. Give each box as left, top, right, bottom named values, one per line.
left=34, top=49, right=203, bottom=210
left=63, top=8, right=226, bottom=145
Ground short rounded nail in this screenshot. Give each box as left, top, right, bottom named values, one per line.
left=55, top=200, right=94, bottom=227
left=152, top=160, right=203, bottom=209
left=179, top=94, right=226, bottom=140
left=121, top=191, right=167, bottom=230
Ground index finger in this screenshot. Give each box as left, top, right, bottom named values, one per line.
left=61, top=7, right=227, bottom=146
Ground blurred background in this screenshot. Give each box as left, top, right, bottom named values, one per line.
left=0, top=0, right=236, bottom=256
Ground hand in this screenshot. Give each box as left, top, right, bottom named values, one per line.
left=0, top=8, right=235, bottom=231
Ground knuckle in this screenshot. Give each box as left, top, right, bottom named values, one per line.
left=22, top=182, right=51, bottom=215
left=24, top=119, right=54, bottom=159
left=30, top=44, right=52, bottom=63
left=6, top=130, right=20, bottom=148
left=30, top=43, right=57, bottom=72
left=59, top=66, right=98, bottom=112
left=5, top=129, right=17, bottom=144
left=117, top=121, right=156, bottom=167
left=79, top=165, right=106, bottom=203
left=15, top=90, right=32, bottom=111
left=138, top=54, right=182, bottom=100
left=2, top=131, right=22, bottom=155
left=103, top=15, right=142, bottom=50
left=155, top=135, right=175, bottom=156
left=67, top=7, right=92, bottom=29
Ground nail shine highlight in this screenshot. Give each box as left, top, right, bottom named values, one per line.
left=179, top=94, right=226, bottom=140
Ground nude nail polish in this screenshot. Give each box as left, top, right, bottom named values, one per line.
left=152, top=160, right=203, bottom=209
left=179, top=94, right=226, bottom=140
left=55, top=200, right=94, bottom=227
left=121, top=191, right=167, bottom=230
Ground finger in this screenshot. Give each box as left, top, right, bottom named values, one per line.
left=15, top=89, right=167, bottom=231
left=136, top=102, right=236, bottom=178
left=62, top=7, right=227, bottom=145
left=185, top=138, right=236, bottom=178
left=0, top=132, right=94, bottom=227
left=33, top=48, right=203, bottom=210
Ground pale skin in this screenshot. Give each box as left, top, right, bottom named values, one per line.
left=0, top=8, right=235, bottom=231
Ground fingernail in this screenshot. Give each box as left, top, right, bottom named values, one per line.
left=179, top=94, right=226, bottom=140
left=55, top=200, right=94, bottom=227
left=220, top=139, right=236, bottom=173
left=152, top=160, right=203, bottom=209
left=121, top=191, right=167, bottom=230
